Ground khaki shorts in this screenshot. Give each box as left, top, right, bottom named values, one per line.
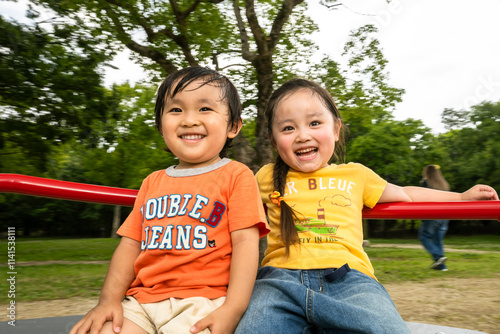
left=122, top=295, right=226, bottom=334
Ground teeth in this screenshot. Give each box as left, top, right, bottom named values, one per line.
left=182, top=134, right=204, bottom=140
left=296, top=148, right=316, bottom=154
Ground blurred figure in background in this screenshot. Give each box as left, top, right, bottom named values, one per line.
left=419, top=165, right=450, bottom=271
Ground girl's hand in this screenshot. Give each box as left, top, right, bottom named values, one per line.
left=461, top=185, right=499, bottom=201
left=69, top=301, right=124, bottom=334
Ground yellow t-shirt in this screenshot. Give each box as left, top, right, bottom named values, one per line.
left=257, top=163, right=387, bottom=279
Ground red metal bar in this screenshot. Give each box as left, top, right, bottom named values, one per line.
left=0, top=173, right=137, bottom=207
left=362, top=201, right=500, bottom=221
left=1, top=173, right=499, bottom=220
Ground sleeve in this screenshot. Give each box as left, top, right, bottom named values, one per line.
left=255, top=164, right=274, bottom=205
left=227, top=166, right=270, bottom=238
left=116, top=176, right=150, bottom=241
left=362, top=165, right=388, bottom=208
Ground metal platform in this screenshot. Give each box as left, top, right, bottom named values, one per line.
left=0, top=316, right=488, bottom=334
left=406, top=322, right=487, bottom=334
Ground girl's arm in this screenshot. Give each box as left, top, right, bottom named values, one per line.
left=70, top=236, right=141, bottom=334
left=379, top=183, right=499, bottom=203
left=190, top=225, right=260, bottom=334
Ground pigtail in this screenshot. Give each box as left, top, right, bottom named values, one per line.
left=273, top=156, right=299, bottom=256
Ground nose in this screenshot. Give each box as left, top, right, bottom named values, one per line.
left=180, top=111, right=200, bottom=127
left=295, top=127, right=312, bottom=142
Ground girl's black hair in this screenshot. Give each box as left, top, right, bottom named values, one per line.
left=154, top=66, right=242, bottom=158
left=265, top=78, right=348, bottom=255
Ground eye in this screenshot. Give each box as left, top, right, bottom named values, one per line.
left=282, top=125, right=294, bottom=132
left=168, top=107, right=182, bottom=113
left=310, top=120, right=320, bottom=126
left=200, top=107, right=213, bottom=112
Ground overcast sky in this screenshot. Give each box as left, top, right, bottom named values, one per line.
left=3, top=0, right=500, bottom=134
left=307, top=0, right=500, bottom=133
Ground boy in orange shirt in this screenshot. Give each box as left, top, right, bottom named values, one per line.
left=71, top=67, right=269, bottom=334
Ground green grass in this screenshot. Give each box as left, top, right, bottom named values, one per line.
left=368, top=247, right=500, bottom=283
left=12, top=264, right=109, bottom=301
left=367, top=235, right=500, bottom=283
left=0, top=238, right=119, bottom=302
left=5, top=238, right=120, bottom=262
left=1, top=236, right=499, bottom=302
left=369, top=235, right=500, bottom=251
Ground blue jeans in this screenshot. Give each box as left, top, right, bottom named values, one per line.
left=419, top=220, right=449, bottom=263
left=236, top=266, right=410, bottom=334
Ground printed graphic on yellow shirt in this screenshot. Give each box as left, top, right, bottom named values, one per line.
left=295, top=194, right=351, bottom=237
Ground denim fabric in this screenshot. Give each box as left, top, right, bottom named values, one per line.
left=236, top=267, right=410, bottom=334
left=419, top=220, right=449, bottom=262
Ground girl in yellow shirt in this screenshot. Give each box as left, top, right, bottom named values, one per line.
left=236, top=78, right=498, bottom=334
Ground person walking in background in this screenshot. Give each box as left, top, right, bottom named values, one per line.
left=419, top=165, right=450, bottom=271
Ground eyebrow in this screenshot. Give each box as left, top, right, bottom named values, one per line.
left=168, top=97, right=219, bottom=106
left=275, top=112, right=324, bottom=126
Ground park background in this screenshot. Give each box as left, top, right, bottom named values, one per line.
left=1, top=0, right=499, bottom=238
left=1, top=1, right=500, bottom=332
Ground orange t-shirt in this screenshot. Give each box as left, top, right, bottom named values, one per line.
left=117, top=159, right=269, bottom=303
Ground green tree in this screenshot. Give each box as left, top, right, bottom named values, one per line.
left=4, top=1, right=407, bottom=171
left=2, top=1, right=432, bottom=238
left=438, top=101, right=500, bottom=192
left=0, top=15, right=116, bottom=172
left=310, top=24, right=413, bottom=183
left=0, top=14, right=123, bottom=236
left=347, top=119, right=433, bottom=185
left=311, top=25, right=404, bottom=142
left=78, top=83, right=172, bottom=189
left=18, top=0, right=321, bottom=169
left=46, top=83, right=179, bottom=236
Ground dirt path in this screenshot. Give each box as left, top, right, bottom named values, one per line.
left=387, top=277, right=500, bottom=333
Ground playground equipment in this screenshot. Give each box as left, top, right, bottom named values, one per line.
left=2, top=173, right=499, bottom=220
left=1, top=173, right=498, bottom=334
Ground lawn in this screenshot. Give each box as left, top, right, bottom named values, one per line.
left=1, top=235, right=499, bottom=301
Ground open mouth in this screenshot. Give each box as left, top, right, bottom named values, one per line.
left=295, top=147, right=318, bottom=158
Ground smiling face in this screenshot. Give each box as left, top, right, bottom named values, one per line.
left=160, top=79, right=240, bottom=169
left=271, top=89, right=341, bottom=173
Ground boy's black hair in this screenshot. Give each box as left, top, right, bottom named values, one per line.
left=154, top=66, right=242, bottom=158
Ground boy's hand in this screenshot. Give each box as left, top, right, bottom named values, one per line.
left=69, top=301, right=123, bottom=334
left=190, top=226, right=260, bottom=334
left=189, top=304, right=241, bottom=334
left=461, top=185, right=499, bottom=201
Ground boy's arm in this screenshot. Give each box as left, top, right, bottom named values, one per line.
left=70, top=236, right=141, bottom=334
left=379, top=183, right=499, bottom=203
left=190, top=225, right=260, bottom=334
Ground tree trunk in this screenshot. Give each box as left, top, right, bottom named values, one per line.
left=231, top=133, right=254, bottom=166
left=111, top=205, right=121, bottom=238
left=252, top=59, right=276, bottom=171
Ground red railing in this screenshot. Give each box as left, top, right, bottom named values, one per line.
left=0, top=173, right=137, bottom=206
left=1, top=173, right=499, bottom=221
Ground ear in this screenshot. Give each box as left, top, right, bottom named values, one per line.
left=227, top=119, right=243, bottom=139
left=334, top=120, right=342, bottom=142
left=269, top=135, right=277, bottom=150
